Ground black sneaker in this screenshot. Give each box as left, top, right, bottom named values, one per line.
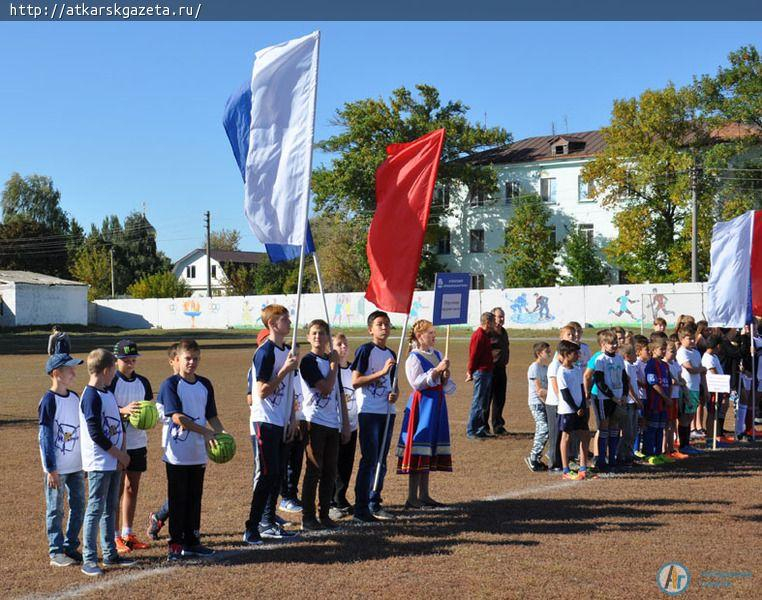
left=352, top=511, right=378, bottom=523
left=242, top=530, right=263, bottom=546
left=103, top=555, right=137, bottom=568
left=320, top=516, right=339, bottom=529
left=494, top=427, right=509, bottom=436
left=64, top=548, right=83, bottom=563
left=182, top=544, right=215, bottom=558
left=301, top=516, right=323, bottom=531
left=524, top=456, right=542, bottom=472
left=259, top=523, right=297, bottom=539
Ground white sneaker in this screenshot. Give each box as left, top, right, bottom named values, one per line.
left=50, top=553, right=75, bottom=567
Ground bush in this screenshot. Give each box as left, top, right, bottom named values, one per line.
left=127, top=271, right=190, bottom=299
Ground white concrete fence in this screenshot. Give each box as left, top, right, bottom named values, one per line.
left=92, top=282, right=707, bottom=331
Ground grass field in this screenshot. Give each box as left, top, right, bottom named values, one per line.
left=1, top=330, right=760, bottom=599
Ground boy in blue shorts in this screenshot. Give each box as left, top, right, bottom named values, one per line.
left=556, top=340, right=593, bottom=480
left=352, top=311, right=398, bottom=522
left=160, top=339, right=228, bottom=561
left=593, top=330, right=629, bottom=469
left=79, top=349, right=135, bottom=576
left=39, top=353, right=85, bottom=567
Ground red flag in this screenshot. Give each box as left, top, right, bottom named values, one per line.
left=365, top=129, right=445, bottom=313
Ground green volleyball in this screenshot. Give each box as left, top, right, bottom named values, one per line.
left=128, top=401, right=159, bottom=430
left=207, top=432, right=236, bottom=464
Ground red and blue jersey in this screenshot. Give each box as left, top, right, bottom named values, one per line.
left=644, top=358, right=671, bottom=414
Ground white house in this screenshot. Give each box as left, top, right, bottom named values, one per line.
left=172, top=249, right=269, bottom=296
left=0, top=271, right=88, bottom=327
left=435, top=130, right=616, bottom=289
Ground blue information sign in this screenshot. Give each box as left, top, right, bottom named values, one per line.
left=432, top=273, right=471, bottom=325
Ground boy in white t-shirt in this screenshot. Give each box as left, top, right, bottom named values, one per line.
left=298, top=320, right=350, bottom=531
left=701, top=335, right=726, bottom=444
left=546, top=326, right=576, bottom=471
left=79, top=349, right=134, bottom=576
left=332, top=332, right=358, bottom=517
left=619, top=344, right=642, bottom=466
left=39, top=353, right=85, bottom=567
left=525, top=342, right=551, bottom=472
left=556, top=341, right=593, bottom=480
left=676, top=328, right=707, bottom=442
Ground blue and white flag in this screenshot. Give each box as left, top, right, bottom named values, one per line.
left=223, top=31, right=318, bottom=262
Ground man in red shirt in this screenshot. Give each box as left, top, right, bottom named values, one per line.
left=466, top=312, right=496, bottom=439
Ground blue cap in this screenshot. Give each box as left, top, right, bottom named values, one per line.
left=114, top=339, right=140, bottom=359
left=46, top=353, right=84, bottom=375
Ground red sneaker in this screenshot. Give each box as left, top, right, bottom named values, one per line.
left=124, top=533, right=150, bottom=550
left=115, top=536, right=132, bottom=554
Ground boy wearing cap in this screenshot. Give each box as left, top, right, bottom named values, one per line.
left=39, top=353, right=86, bottom=567
left=110, top=340, right=154, bottom=554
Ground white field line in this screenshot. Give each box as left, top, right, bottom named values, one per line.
left=16, top=478, right=583, bottom=600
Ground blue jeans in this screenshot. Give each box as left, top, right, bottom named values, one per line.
left=354, top=412, right=395, bottom=514
left=467, top=370, right=492, bottom=436
left=44, top=470, right=85, bottom=556
left=83, top=470, right=121, bottom=564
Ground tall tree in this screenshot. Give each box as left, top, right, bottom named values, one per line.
left=0, top=218, right=70, bottom=278
left=1, top=173, right=69, bottom=231
left=128, top=272, right=190, bottom=299
left=498, top=195, right=558, bottom=287
left=209, top=229, right=241, bottom=251
left=312, top=84, right=510, bottom=289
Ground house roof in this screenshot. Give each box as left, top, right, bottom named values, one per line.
left=0, top=270, right=87, bottom=286
left=173, top=248, right=269, bottom=268
left=466, top=130, right=606, bottom=166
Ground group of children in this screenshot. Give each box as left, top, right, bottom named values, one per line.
left=39, top=305, right=456, bottom=575
left=526, top=317, right=760, bottom=479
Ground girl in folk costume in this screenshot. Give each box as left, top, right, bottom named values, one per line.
left=396, top=319, right=455, bottom=508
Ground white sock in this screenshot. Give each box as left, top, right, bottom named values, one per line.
left=122, top=527, right=132, bottom=537
left=736, top=405, right=748, bottom=436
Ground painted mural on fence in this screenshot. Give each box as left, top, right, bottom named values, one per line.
left=94, top=282, right=708, bottom=331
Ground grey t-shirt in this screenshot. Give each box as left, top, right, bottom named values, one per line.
left=527, top=362, right=548, bottom=405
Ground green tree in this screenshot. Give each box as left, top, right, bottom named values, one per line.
left=559, top=225, right=611, bottom=286
left=70, top=242, right=111, bottom=300
left=209, top=229, right=242, bottom=251
left=0, top=218, right=70, bottom=278
left=498, top=195, right=558, bottom=287
left=1, top=173, right=69, bottom=231
left=581, top=84, right=716, bottom=282
left=121, top=212, right=171, bottom=282
left=128, top=271, right=190, bottom=299
left=312, top=84, right=510, bottom=289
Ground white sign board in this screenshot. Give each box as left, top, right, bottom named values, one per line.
left=706, top=373, right=730, bottom=394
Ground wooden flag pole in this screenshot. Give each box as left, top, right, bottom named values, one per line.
left=445, top=324, right=451, bottom=359
left=752, top=320, right=757, bottom=443
left=372, top=312, right=410, bottom=494
left=713, top=392, right=719, bottom=451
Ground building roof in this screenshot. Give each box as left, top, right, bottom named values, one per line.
left=0, top=270, right=87, bottom=286
left=174, top=248, right=269, bottom=268
left=466, top=130, right=606, bottom=166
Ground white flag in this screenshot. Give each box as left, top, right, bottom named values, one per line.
left=244, top=31, right=319, bottom=248
left=706, top=210, right=753, bottom=328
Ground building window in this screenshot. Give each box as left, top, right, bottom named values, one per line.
left=579, top=224, right=595, bottom=244
left=186, top=265, right=196, bottom=279
left=578, top=176, right=594, bottom=202
left=554, top=144, right=566, bottom=155
left=471, top=274, right=484, bottom=290
left=211, top=265, right=217, bottom=279
left=540, top=177, right=557, bottom=203
left=469, top=189, right=486, bottom=207
left=434, top=185, right=450, bottom=208
left=437, top=231, right=451, bottom=255
left=505, top=180, right=520, bottom=203
left=469, top=229, right=485, bottom=253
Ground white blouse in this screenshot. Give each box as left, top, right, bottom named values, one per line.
left=405, top=349, right=457, bottom=394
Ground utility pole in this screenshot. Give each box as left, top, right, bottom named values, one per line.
left=110, top=247, right=115, bottom=298
left=690, top=158, right=701, bottom=283
left=204, top=211, right=212, bottom=297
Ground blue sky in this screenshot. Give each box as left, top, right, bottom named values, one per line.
left=0, top=21, right=759, bottom=261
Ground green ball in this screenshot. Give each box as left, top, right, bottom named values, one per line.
left=128, top=401, right=159, bottom=430
left=207, top=432, right=236, bottom=464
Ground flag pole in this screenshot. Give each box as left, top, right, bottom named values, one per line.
left=284, top=31, right=321, bottom=442
left=752, top=320, right=757, bottom=443
left=372, top=311, right=410, bottom=494
left=445, top=324, right=451, bottom=358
